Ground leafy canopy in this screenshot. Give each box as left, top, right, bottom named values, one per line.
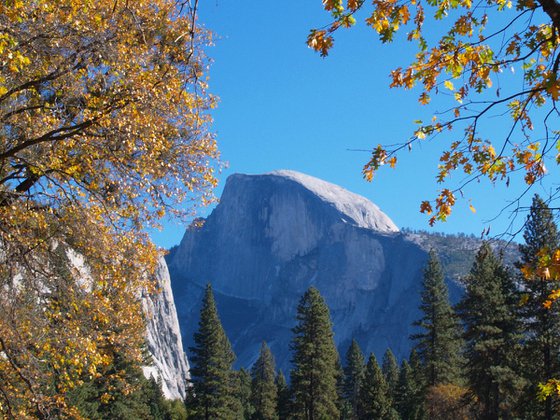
left=0, top=0, right=217, bottom=417
left=310, top=0, right=560, bottom=225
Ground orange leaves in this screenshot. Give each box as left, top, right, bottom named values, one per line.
left=362, top=145, right=398, bottom=181
left=420, top=200, right=433, bottom=214
left=365, top=0, right=413, bottom=42
left=419, top=189, right=456, bottom=226
left=419, top=92, right=431, bottom=104
left=544, top=74, right=560, bottom=100
left=310, top=0, right=560, bottom=232
left=347, top=0, right=362, bottom=11
left=520, top=248, right=560, bottom=309
left=513, top=143, right=546, bottom=185
left=307, top=30, right=335, bottom=57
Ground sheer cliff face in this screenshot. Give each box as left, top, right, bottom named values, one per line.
left=142, top=258, right=190, bottom=400
left=168, top=171, right=429, bottom=373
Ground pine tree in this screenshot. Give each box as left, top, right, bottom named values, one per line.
left=251, top=342, right=278, bottom=420
left=335, top=357, right=349, bottom=418
left=409, top=349, right=426, bottom=393
left=412, top=250, right=463, bottom=386
left=188, top=284, right=239, bottom=419
left=518, top=194, right=560, bottom=419
left=237, top=368, right=254, bottom=420
left=395, top=360, right=425, bottom=420
left=275, top=371, right=291, bottom=420
left=382, top=348, right=400, bottom=405
left=289, top=287, right=340, bottom=420
left=357, top=354, right=399, bottom=420
left=343, top=339, right=365, bottom=419
left=457, top=243, right=526, bottom=419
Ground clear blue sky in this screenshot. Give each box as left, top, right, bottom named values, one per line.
left=150, top=1, right=559, bottom=249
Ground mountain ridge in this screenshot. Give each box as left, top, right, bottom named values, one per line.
left=167, top=170, right=519, bottom=374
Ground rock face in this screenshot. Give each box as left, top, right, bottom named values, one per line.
left=142, top=258, right=190, bottom=400
left=167, top=171, right=431, bottom=374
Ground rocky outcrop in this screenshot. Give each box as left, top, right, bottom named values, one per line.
left=167, top=170, right=436, bottom=374
left=142, top=258, right=190, bottom=400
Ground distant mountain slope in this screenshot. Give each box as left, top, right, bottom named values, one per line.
left=404, top=229, right=520, bottom=284
left=167, top=171, right=519, bottom=374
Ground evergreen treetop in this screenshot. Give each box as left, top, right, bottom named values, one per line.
left=188, top=284, right=239, bottom=419
left=382, top=348, right=400, bottom=400
left=290, top=287, right=340, bottom=420
left=358, top=354, right=399, bottom=420
left=275, top=371, right=291, bottom=420
left=251, top=341, right=278, bottom=420
left=343, top=339, right=365, bottom=420
left=412, top=250, right=464, bottom=386
left=458, top=242, right=526, bottom=419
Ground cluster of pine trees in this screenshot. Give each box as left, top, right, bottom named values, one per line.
left=185, top=194, right=560, bottom=419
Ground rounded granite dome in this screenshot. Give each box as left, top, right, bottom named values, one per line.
left=265, top=170, right=399, bottom=234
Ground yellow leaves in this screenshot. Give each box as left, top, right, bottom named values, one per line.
left=433, top=188, right=455, bottom=224
left=444, top=79, right=455, bottom=91
left=0, top=0, right=218, bottom=416
left=538, top=380, right=560, bottom=400
left=521, top=249, right=560, bottom=310
left=362, top=145, right=399, bottom=181
left=469, top=203, right=476, bottom=213
left=323, top=0, right=345, bottom=12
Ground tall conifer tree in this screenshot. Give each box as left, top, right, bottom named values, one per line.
left=251, top=342, right=278, bottom=420
left=357, top=354, right=398, bottom=420
left=382, top=349, right=400, bottom=405
left=275, top=371, right=291, bottom=420
left=457, top=243, right=525, bottom=418
left=189, top=284, right=239, bottom=419
left=412, top=250, right=463, bottom=386
left=519, top=194, right=560, bottom=419
left=395, top=360, right=425, bottom=420
left=236, top=368, right=254, bottom=419
left=290, top=287, right=340, bottom=420
left=343, top=339, right=365, bottom=419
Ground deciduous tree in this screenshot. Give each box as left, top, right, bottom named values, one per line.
left=310, top=0, right=560, bottom=225
left=0, top=0, right=218, bottom=416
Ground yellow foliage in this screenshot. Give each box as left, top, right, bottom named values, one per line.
left=0, top=0, right=218, bottom=417
left=425, top=384, right=472, bottom=419
left=313, top=0, right=560, bottom=224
